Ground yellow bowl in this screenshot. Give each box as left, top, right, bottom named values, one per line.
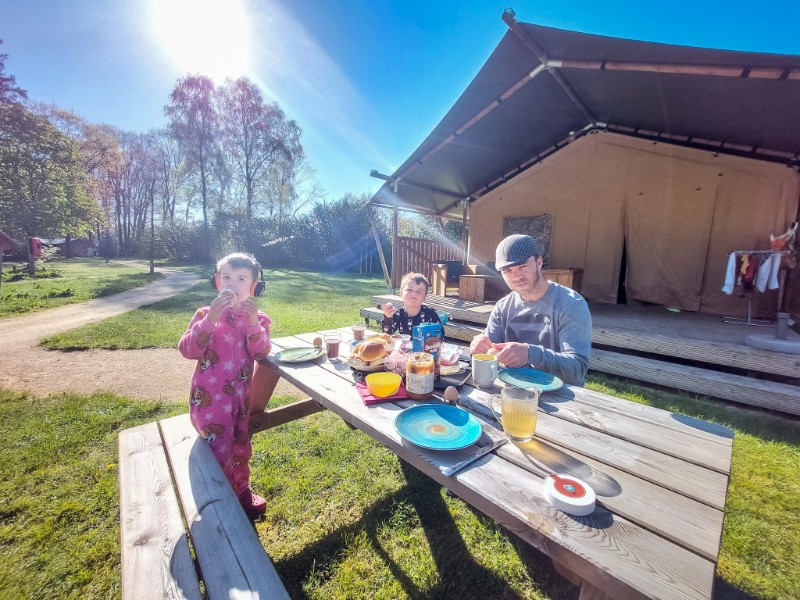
left=365, top=372, right=402, bottom=398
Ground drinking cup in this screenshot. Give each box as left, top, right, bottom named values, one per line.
left=471, top=353, right=498, bottom=388
left=352, top=324, right=366, bottom=342
left=324, top=332, right=341, bottom=359
left=490, top=386, right=540, bottom=442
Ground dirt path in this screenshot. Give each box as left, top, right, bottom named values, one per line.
left=0, top=264, right=300, bottom=403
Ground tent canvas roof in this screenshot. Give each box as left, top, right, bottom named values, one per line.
left=369, top=13, right=800, bottom=219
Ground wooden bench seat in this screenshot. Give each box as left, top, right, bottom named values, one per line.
left=360, top=306, right=483, bottom=343
left=119, top=413, right=291, bottom=600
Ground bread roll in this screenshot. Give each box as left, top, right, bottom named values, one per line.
left=358, top=341, right=386, bottom=363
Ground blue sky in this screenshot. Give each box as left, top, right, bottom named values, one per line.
left=2, top=0, right=800, bottom=202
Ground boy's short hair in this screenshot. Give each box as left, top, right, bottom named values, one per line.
left=400, top=272, right=429, bottom=293
left=216, top=253, right=261, bottom=280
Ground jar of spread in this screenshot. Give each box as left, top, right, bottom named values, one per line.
left=405, top=352, right=434, bottom=400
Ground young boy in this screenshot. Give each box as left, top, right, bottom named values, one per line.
left=380, top=272, right=441, bottom=335
left=178, top=253, right=272, bottom=518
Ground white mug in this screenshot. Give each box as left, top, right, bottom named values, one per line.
left=471, top=353, right=498, bottom=388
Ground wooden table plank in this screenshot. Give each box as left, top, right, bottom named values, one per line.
left=549, top=380, right=734, bottom=446
left=269, top=332, right=723, bottom=600
left=159, top=415, right=290, bottom=600
left=118, top=423, right=201, bottom=600
left=459, top=386, right=729, bottom=509
left=493, top=435, right=724, bottom=561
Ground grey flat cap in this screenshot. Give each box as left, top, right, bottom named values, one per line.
left=495, top=234, right=540, bottom=270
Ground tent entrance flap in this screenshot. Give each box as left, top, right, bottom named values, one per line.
left=622, top=156, right=719, bottom=312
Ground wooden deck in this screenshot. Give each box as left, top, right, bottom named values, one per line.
left=370, top=294, right=800, bottom=415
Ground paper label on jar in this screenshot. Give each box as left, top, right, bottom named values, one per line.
left=406, top=371, right=434, bottom=396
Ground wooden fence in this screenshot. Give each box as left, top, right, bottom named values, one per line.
left=392, top=236, right=463, bottom=288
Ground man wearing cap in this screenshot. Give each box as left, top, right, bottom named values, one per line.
left=470, top=234, right=591, bottom=386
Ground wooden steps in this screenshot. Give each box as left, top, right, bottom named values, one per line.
left=592, top=327, right=800, bottom=379
left=591, top=349, right=800, bottom=416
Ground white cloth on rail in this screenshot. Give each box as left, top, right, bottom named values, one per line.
left=722, top=253, right=737, bottom=295
left=755, top=253, right=781, bottom=292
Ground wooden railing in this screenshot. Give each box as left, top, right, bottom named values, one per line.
left=392, top=236, right=463, bottom=288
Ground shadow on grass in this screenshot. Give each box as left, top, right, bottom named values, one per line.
left=712, top=578, right=759, bottom=600
left=275, top=458, right=575, bottom=599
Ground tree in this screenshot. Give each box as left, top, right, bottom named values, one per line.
left=216, top=78, right=302, bottom=219
left=34, top=103, right=123, bottom=238
left=0, top=102, right=105, bottom=271
left=152, top=129, right=189, bottom=223
left=165, top=75, right=218, bottom=259
left=0, top=40, right=27, bottom=104
left=105, top=131, right=160, bottom=256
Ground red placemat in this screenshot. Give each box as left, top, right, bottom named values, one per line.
left=356, top=381, right=409, bottom=405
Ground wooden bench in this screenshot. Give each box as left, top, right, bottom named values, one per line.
left=119, top=413, right=293, bottom=600
left=360, top=306, right=483, bottom=343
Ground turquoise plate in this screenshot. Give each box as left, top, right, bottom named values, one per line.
left=498, top=368, right=563, bottom=392
left=394, top=404, right=482, bottom=451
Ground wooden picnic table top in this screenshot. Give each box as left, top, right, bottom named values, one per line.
left=267, top=327, right=733, bottom=600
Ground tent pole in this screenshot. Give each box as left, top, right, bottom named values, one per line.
left=391, top=180, right=399, bottom=290
left=461, top=200, right=469, bottom=265
left=549, top=58, right=800, bottom=80
left=368, top=206, right=392, bottom=292
left=502, top=9, right=595, bottom=124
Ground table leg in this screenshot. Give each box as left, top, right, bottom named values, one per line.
left=250, top=361, right=281, bottom=415
left=552, top=560, right=611, bottom=600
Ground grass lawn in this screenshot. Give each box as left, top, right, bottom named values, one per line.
left=42, top=269, right=386, bottom=349
left=3, top=268, right=799, bottom=598
left=0, top=258, right=161, bottom=318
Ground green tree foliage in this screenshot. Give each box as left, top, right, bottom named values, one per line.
left=0, top=39, right=26, bottom=104
left=0, top=102, right=105, bottom=241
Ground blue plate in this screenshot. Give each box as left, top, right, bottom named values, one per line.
left=498, top=368, right=563, bottom=392
left=394, top=404, right=482, bottom=451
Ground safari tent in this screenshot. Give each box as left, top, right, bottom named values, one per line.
left=368, top=11, right=800, bottom=319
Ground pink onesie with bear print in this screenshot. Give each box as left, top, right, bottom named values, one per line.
left=178, top=306, right=272, bottom=495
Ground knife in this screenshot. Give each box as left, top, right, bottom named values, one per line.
left=441, top=437, right=508, bottom=477
left=291, top=348, right=320, bottom=360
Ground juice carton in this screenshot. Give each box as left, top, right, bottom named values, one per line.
left=412, top=323, right=444, bottom=379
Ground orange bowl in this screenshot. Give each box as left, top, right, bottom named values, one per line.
left=365, top=372, right=402, bottom=397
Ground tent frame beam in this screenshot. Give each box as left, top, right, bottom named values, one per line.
left=502, top=9, right=595, bottom=124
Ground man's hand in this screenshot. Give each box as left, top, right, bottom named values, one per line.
left=240, top=298, right=260, bottom=325
left=488, top=342, right=530, bottom=368
left=470, top=332, right=493, bottom=355
left=380, top=303, right=396, bottom=319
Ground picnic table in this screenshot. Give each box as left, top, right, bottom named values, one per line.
left=266, top=327, right=733, bottom=600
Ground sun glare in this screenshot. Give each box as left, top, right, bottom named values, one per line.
left=150, top=0, right=251, bottom=81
